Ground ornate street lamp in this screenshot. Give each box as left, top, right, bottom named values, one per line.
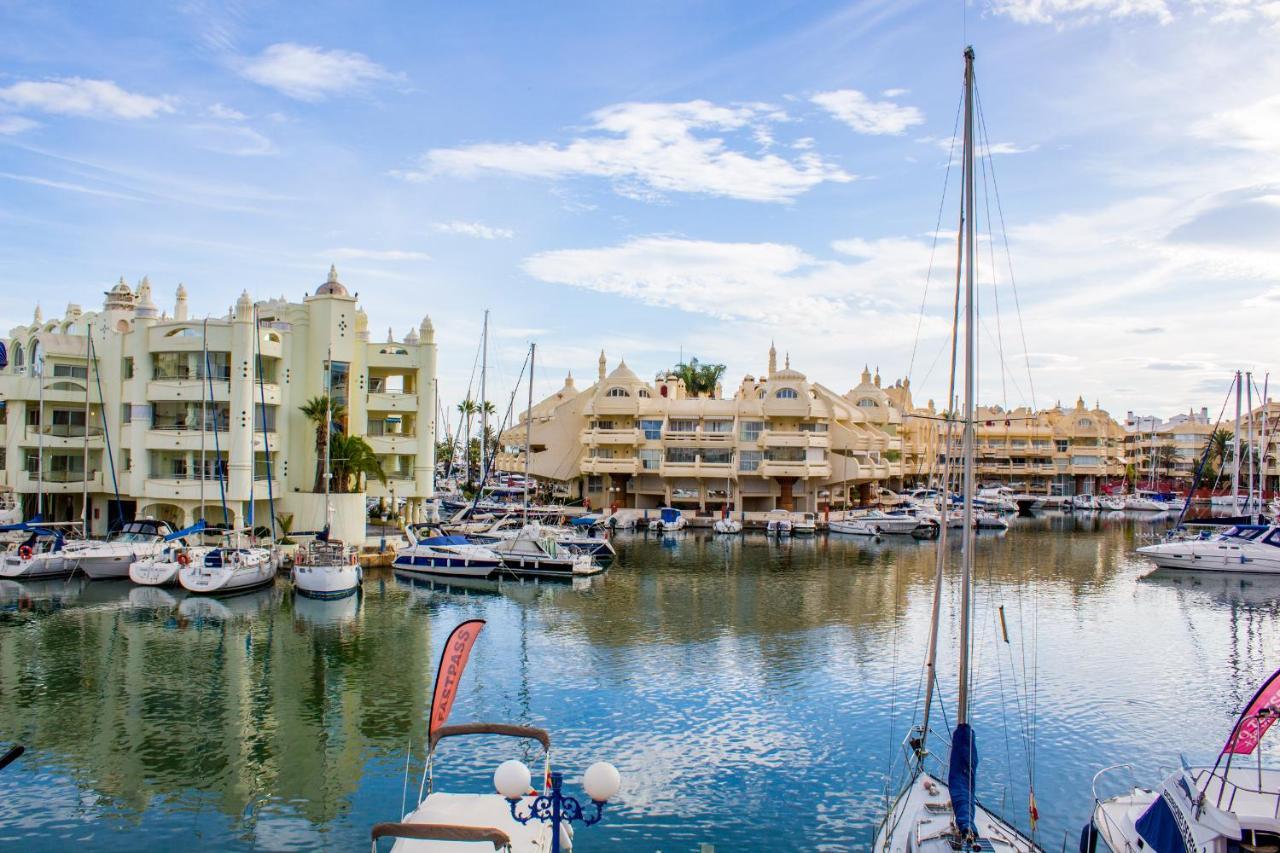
left=494, top=759, right=622, bottom=853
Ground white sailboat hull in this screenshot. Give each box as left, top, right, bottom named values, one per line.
left=130, top=547, right=213, bottom=587
left=179, top=549, right=277, bottom=594
left=876, top=772, right=1041, bottom=852
left=0, top=552, right=69, bottom=579
left=292, top=563, right=362, bottom=598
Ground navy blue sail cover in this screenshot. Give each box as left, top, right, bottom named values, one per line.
left=948, top=723, right=978, bottom=838
left=1134, top=793, right=1189, bottom=853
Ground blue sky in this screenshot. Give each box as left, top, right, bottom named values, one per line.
left=1, top=0, right=1278, bottom=423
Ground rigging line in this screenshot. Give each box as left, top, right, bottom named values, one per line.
left=976, top=109, right=1010, bottom=410
left=908, top=83, right=966, bottom=382
left=975, top=82, right=1037, bottom=411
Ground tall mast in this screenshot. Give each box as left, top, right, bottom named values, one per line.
left=81, top=325, right=91, bottom=532
left=957, top=44, right=977, bottom=727
left=324, top=345, right=333, bottom=528
left=1247, top=371, right=1255, bottom=523
left=524, top=343, right=535, bottom=525
left=480, top=310, right=489, bottom=494
left=1233, top=370, right=1242, bottom=511
left=35, top=342, right=44, bottom=520
left=200, top=318, right=208, bottom=518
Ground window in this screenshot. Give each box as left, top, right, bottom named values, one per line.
left=591, top=420, right=615, bottom=430
left=702, top=449, right=732, bottom=465
left=639, top=419, right=663, bottom=440
left=857, top=398, right=878, bottom=408
left=637, top=389, right=651, bottom=398
left=26, top=407, right=39, bottom=427
left=1078, top=418, right=1093, bottom=427
left=164, top=326, right=200, bottom=337
left=704, top=420, right=733, bottom=433
left=665, top=447, right=697, bottom=463
left=11, top=342, right=23, bottom=368
left=775, top=388, right=799, bottom=399
left=587, top=476, right=603, bottom=491
left=1055, top=440, right=1069, bottom=452
left=766, top=447, right=805, bottom=462
left=123, top=357, right=134, bottom=379
left=740, top=421, right=763, bottom=441
left=24, top=449, right=38, bottom=474
left=606, top=387, right=630, bottom=397
left=799, top=422, right=828, bottom=432
left=326, top=360, right=350, bottom=407
left=668, top=419, right=697, bottom=432
left=640, top=449, right=662, bottom=470
left=1073, top=455, right=1100, bottom=466
left=0, top=447, right=5, bottom=470
left=52, top=363, right=88, bottom=379
left=121, top=449, right=131, bottom=472
left=739, top=450, right=762, bottom=472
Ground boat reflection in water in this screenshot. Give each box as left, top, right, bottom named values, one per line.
left=292, top=585, right=361, bottom=629
left=177, top=584, right=278, bottom=624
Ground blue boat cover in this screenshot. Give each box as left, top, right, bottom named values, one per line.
left=422, top=535, right=471, bottom=546
left=660, top=508, right=681, bottom=523
left=572, top=515, right=600, bottom=526
left=948, top=723, right=978, bottom=839
left=1135, top=792, right=1189, bottom=853
left=164, top=520, right=207, bottom=541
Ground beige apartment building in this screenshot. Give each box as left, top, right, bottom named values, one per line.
left=899, top=396, right=1128, bottom=495
left=499, top=349, right=905, bottom=514
left=1124, top=409, right=1215, bottom=486
left=0, top=268, right=436, bottom=541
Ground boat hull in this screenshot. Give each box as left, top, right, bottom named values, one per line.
left=180, top=550, right=277, bottom=595
left=0, top=553, right=70, bottom=579
left=875, top=772, right=1041, bottom=852
left=1137, top=541, right=1280, bottom=573
left=292, top=563, right=362, bottom=599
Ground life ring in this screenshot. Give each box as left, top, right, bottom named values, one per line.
left=18, top=545, right=32, bottom=560
left=177, top=552, right=191, bottom=566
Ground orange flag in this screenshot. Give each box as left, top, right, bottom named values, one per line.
left=430, top=619, right=487, bottom=736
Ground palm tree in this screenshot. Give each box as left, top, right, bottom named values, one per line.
left=329, top=432, right=386, bottom=493
left=669, top=357, right=727, bottom=397
left=299, top=395, right=346, bottom=493
left=457, top=397, right=477, bottom=486
left=1153, top=444, right=1179, bottom=483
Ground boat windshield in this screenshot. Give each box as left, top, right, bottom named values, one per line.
left=1227, top=526, right=1269, bottom=541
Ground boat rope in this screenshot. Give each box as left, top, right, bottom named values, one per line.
left=907, top=82, right=965, bottom=385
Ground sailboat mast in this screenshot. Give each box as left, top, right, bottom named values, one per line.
left=1233, top=370, right=1242, bottom=510
left=480, top=310, right=488, bottom=495
left=325, top=345, right=333, bottom=509
left=35, top=345, right=44, bottom=520
left=957, top=44, right=977, bottom=727
left=524, top=343, right=535, bottom=525
left=81, top=325, right=91, bottom=532
left=1248, top=371, right=1255, bottom=522
left=200, top=318, right=208, bottom=517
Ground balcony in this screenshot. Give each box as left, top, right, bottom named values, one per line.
left=659, top=460, right=732, bottom=478
left=761, top=430, right=830, bottom=449
left=18, top=469, right=104, bottom=493
left=581, top=428, right=642, bottom=447
left=758, top=461, right=831, bottom=479
left=367, top=392, right=417, bottom=412
left=366, top=432, right=416, bottom=455
left=147, top=375, right=232, bottom=402
left=581, top=458, right=641, bottom=475
left=22, top=424, right=105, bottom=449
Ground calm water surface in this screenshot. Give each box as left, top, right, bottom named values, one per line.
left=2, top=513, right=1279, bottom=851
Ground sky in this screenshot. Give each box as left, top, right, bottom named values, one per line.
left=1, top=0, right=1278, bottom=427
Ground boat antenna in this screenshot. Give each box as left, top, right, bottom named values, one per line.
left=1233, top=370, right=1242, bottom=512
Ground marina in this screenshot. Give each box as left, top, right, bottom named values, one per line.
left=0, top=517, right=1277, bottom=849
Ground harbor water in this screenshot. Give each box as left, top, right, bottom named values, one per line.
left=1, top=513, right=1278, bottom=850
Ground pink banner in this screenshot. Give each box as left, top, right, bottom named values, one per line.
left=430, top=619, right=486, bottom=736
left=1223, top=666, right=1280, bottom=755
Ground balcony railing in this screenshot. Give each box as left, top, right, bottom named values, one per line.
left=151, top=421, right=232, bottom=432
left=35, top=469, right=97, bottom=483
left=29, top=424, right=104, bottom=437
left=152, top=369, right=233, bottom=382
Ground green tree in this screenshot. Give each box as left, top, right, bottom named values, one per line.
left=1153, top=444, right=1179, bottom=482
left=329, top=432, right=386, bottom=493
left=1209, top=428, right=1234, bottom=472
left=669, top=357, right=727, bottom=397
left=299, top=395, right=346, bottom=493
left=457, top=397, right=477, bottom=486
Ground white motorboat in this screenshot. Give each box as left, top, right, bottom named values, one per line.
left=865, top=510, right=925, bottom=535
left=975, top=511, right=1010, bottom=531
left=179, top=533, right=278, bottom=594
left=129, top=522, right=215, bottom=587
left=650, top=507, right=687, bottom=532
left=1136, top=523, right=1280, bottom=573
left=0, top=487, right=21, bottom=527
left=0, top=526, right=73, bottom=580
left=292, top=537, right=362, bottom=599
left=1099, top=495, right=1126, bottom=511
left=763, top=509, right=792, bottom=537
left=829, top=516, right=882, bottom=536
left=1124, top=491, right=1170, bottom=512
left=489, top=525, right=601, bottom=578
left=394, top=524, right=504, bottom=579
left=713, top=517, right=743, bottom=534
left=792, top=512, right=818, bottom=535
left=1071, top=494, right=1100, bottom=510
left=1087, top=666, right=1280, bottom=853
left=69, top=519, right=174, bottom=580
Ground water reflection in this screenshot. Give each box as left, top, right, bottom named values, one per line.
left=0, top=517, right=1277, bottom=850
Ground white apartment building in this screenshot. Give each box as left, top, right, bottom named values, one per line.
left=0, top=268, right=436, bottom=542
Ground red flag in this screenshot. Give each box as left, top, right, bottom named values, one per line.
left=430, top=619, right=486, bottom=736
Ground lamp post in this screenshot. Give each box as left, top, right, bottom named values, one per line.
left=495, top=760, right=621, bottom=853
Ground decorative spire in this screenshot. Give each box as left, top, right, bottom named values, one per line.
left=327, top=264, right=339, bottom=284
left=768, top=341, right=777, bottom=375
left=598, top=349, right=607, bottom=381
left=784, top=351, right=790, bottom=370
left=874, top=366, right=881, bottom=387
left=33, top=303, right=42, bottom=324
left=387, top=326, right=394, bottom=343
left=861, top=364, right=872, bottom=385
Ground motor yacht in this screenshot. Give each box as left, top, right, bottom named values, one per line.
left=394, top=524, right=503, bottom=579
left=1137, top=524, right=1280, bottom=573
left=69, top=519, right=174, bottom=580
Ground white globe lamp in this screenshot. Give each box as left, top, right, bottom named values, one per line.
left=494, top=759, right=532, bottom=800
left=582, top=762, right=621, bottom=803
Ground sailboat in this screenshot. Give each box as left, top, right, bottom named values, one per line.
left=875, top=47, right=1042, bottom=853
left=292, top=347, right=362, bottom=599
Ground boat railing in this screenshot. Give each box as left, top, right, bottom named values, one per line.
left=429, top=722, right=552, bottom=754
left=1091, top=763, right=1138, bottom=805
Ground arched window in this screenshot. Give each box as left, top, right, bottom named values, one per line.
left=606, top=387, right=630, bottom=397
left=12, top=341, right=23, bottom=368
left=857, top=398, right=878, bottom=408
left=637, top=388, right=651, bottom=398
left=757, top=389, right=766, bottom=399
left=775, top=388, right=799, bottom=399
left=1078, top=418, right=1093, bottom=427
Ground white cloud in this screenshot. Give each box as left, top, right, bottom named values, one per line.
left=0, top=172, right=149, bottom=202
left=189, top=123, right=276, bottom=156
left=0, top=78, right=174, bottom=119
left=208, top=102, right=247, bottom=121
left=328, top=247, right=431, bottom=261
left=1192, top=93, right=1280, bottom=152
left=882, top=88, right=910, bottom=98
left=989, top=0, right=1174, bottom=24
left=408, top=100, right=852, bottom=203
left=811, top=89, right=924, bottom=135
left=0, top=116, right=38, bottom=135
left=431, top=220, right=515, bottom=240
left=239, top=43, right=401, bottom=101
left=933, top=138, right=1039, bottom=157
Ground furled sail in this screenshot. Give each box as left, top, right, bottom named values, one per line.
left=948, top=723, right=978, bottom=838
